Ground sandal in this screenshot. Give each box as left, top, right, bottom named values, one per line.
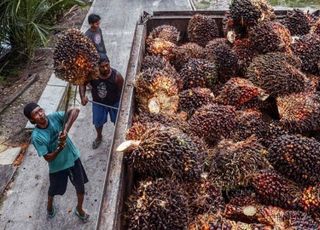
left=92, top=138, right=102, bottom=149
left=74, top=209, right=90, bottom=223
left=47, top=206, right=56, bottom=219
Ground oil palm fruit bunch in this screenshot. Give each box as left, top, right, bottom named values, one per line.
left=215, top=78, right=268, bottom=109
left=171, top=42, right=206, bottom=71
left=125, top=122, right=161, bottom=141
left=118, top=126, right=205, bottom=181
left=277, top=92, right=320, bottom=133
left=250, top=169, right=302, bottom=209
left=301, top=184, right=320, bottom=214
left=206, top=42, right=238, bottom=83
left=188, top=213, right=272, bottom=230
left=249, top=21, right=292, bottom=54
left=209, top=136, right=271, bottom=190
left=226, top=188, right=259, bottom=207
left=231, top=109, right=269, bottom=142
left=188, top=103, right=237, bottom=144
left=187, top=14, right=219, bottom=47
left=232, top=38, right=256, bottom=76
left=281, top=9, right=312, bottom=36
left=179, top=58, right=218, bottom=90
left=178, top=87, right=214, bottom=119
left=229, top=0, right=275, bottom=28
left=260, top=121, right=288, bottom=148
left=135, top=68, right=179, bottom=116
left=268, top=134, right=320, bottom=186
left=126, top=178, right=189, bottom=229
left=53, top=28, right=100, bottom=85
left=146, top=38, right=176, bottom=61
left=291, top=33, right=320, bottom=75
left=311, top=17, right=320, bottom=35
left=246, top=52, right=307, bottom=97
left=282, top=210, right=319, bottom=229
left=184, top=178, right=225, bottom=216
left=224, top=204, right=286, bottom=227
left=141, top=55, right=183, bottom=89
left=147, top=25, right=180, bottom=44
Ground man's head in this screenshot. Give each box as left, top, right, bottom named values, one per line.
left=99, top=54, right=110, bottom=76
left=88, top=14, right=101, bottom=30
left=23, top=103, right=46, bottom=125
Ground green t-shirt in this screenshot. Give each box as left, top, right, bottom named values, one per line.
left=31, top=112, right=80, bottom=173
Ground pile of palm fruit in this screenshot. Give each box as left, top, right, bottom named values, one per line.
left=119, top=1, right=320, bottom=229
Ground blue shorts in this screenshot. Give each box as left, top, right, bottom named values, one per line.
left=92, top=101, right=119, bottom=128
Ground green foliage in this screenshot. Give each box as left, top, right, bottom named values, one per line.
left=0, top=0, right=86, bottom=58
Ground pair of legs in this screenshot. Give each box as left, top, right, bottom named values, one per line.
left=92, top=101, right=119, bottom=149
left=47, top=158, right=89, bottom=219
left=47, top=193, right=85, bottom=216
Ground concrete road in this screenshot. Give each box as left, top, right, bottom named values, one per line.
left=0, top=0, right=192, bottom=230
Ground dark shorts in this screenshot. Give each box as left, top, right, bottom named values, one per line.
left=92, top=101, right=119, bottom=128
left=48, top=158, right=88, bottom=197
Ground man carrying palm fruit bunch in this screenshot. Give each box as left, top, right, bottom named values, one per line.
left=80, top=55, right=124, bottom=149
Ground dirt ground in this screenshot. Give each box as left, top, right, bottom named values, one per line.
left=0, top=5, right=90, bottom=150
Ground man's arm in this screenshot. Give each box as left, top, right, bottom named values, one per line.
left=63, top=108, right=80, bottom=133
left=115, top=72, right=124, bottom=98
left=43, top=144, right=65, bottom=162
left=79, top=84, right=88, bottom=106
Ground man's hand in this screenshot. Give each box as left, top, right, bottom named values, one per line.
left=58, top=131, right=67, bottom=150
left=81, top=96, right=88, bottom=106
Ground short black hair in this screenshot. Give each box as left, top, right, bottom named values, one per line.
left=99, top=53, right=110, bottom=64
left=88, top=14, right=101, bottom=24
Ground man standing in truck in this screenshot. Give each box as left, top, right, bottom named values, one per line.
left=79, top=55, right=124, bottom=149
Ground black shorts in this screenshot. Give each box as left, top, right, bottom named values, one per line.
left=48, top=158, right=89, bottom=197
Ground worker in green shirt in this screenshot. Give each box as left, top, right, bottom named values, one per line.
left=23, top=102, right=89, bottom=222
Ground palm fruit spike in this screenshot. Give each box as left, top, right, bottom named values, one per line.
left=171, top=42, right=206, bottom=71
left=147, top=25, right=180, bottom=44
left=281, top=9, right=312, bottom=36
left=246, top=52, right=307, bottom=97
left=188, top=213, right=273, bottom=230
left=206, top=41, right=238, bottom=83
left=231, top=109, right=269, bottom=142
left=188, top=103, right=237, bottom=145
left=126, top=178, right=189, bottom=229
left=301, top=184, right=320, bottom=213
left=223, top=13, right=248, bottom=40
left=146, top=38, right=176, bottom=61
left=179, top=58, right=218, bottom=90
left=215, top=77, right=268, bottom=109
left=141, top=55, right=183, bottom=90
left=291, top=33, right=320, bottom=75
left=229, top=0, right=275, bottom=28
left=118, top=126, right=205, bottom=181
left=187, top=14, right=219, bottom=47
left=53, top=28, right=100, bottom=85
left=250, top=169, right=302, bottom=209
left=232, top=38, right=256, bottom=76
left=249, top=21, right=292, bottom=54
left=209, top=136, right=271, bottom=190
left=277, top=92, right=320, bottom=133
left=135, top=68, right=179, bottom=116
left=268, top=134, right=320, bottom=186
left=184, top=177, right=225, bottom=216
left=178, top=87, right=214, bottom=119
